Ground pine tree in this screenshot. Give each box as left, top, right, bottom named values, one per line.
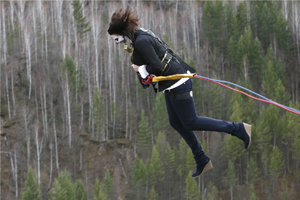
left=132, top=157, right=147, bottom=188
left=93, top=178, right=101, bottom=199
left=247, top=157, right=259, bottom=183
left=149, top=146, right=164, bottom=186
left=153, top=93, right=168, bottom=134
left=275, top=11, right=292, bottom=54
left=269, top=146, right=284, bottom=179
left=206, top=183, right=218, bottom=200
left=137, top=110, right=152, bottom=159
left=72, top=0, right=91, bottom=38
left=287, top=102, right=300, bottom=170
left=104, top=169, right=113, bottom=199
left=154, top=131, right=166, bottom=159
left=74, top=179, right=88, bottom=200
left=248, top=37, right=263, bottom=90
left=21, top=167, right=41, bottom=200
left=50, top=170, right=75, bottom=200
left=165, top=143, right=175, bottom=173
left=61, top=54, right=81, bottom=89
left=93, top=87, right=106, bottom=139
left=185, top=149, right=195, bottom=173
left=177, top=138, right=188, bottom=177
left=224, top=91, right=245, bottom=162
left=225, top=160, right=236, bottom=200
left=249, top=184, right=258, bottom=200
left=147, top=186, right=158, bottom=200
left=210, top=81, right=226, bottom=119
left=202, top=1, right=214, bottom=43
left=243, top=78, right=259, bottom=124
left=224, top=2, right=234, bottom=44
left=94, top=186, right=107, bottom=200
left=236, top=2, right=248, bottom=36
left=185, top=171, right=199, bottom=200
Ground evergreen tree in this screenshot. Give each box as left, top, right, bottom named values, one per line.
left=61, top=54, right=81, bottom=89
left=154, top=131, right=166, bottom=159
left=104, top=169, right=113, bottom=199
left=21, top=167, right=41, bottom=200
left=132, top=157, right=147, bottom=195
left=223, top=2, right=234, bottom=44
left=185, top=171, right=199, bottom=200
left=248, top=37, right=263, bottom=90
left=269, top=146, right=284, bottom=179
left=177, top=138, right=188, bottom=177
left=275, top=11, right=292, bottom=54
left=93, top=178, right=101, bottom=199
left=202, top=1, right=215, bottom=43
left=93, top=87, right=106, bottom=139
left=165, top=143, right=175, bottom=173
left=249, top=184, right=258, bottom=200
left=287, top=102, right=300, bottom=170
left=94, top=186, right=107, bottom=200
left=206, top=183, right=218, bottom=200
left=72, top=0, right=91, bottom=37
left=247, top=157, right=260, bottom=183
left=236, top=2, right=248, bottom=36
left=210, top=81, right=226, bottom=119
left=149, top=146, right=164, bottom=186
left=185, top=149, right=195, bottom=173
left=50, top=170, right=75, bottom=200
left=224, top=90, right=245, bottom=162
left=74, top=179, right=88, bottom=200
left=147, top=186, right=158, bottom=200
left=153, top=93, right=168, bottom=134
left=243, top=78, right=259, bottom=124
left=137, top=110, right=152, bottom=158
left=225, top=160, right=236, bottom=200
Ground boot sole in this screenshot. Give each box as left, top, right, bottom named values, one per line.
left=243, top=123, right=252, bottom=150
left=192, top=160, right=213, bottom=178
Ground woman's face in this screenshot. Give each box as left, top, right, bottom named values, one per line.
left=110, top=34, right=132, bottom=46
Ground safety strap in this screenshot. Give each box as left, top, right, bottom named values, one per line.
left=139, top=28, right=196, bottom=73
left=161, top=52, right=172, bottom=75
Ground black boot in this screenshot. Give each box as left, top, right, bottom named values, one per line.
left=232, top=123, right=252, bottom=150
left=192, top=154, right=213, bottom=178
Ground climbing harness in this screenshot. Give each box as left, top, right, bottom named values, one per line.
left=153, top=74, right=300, bottom=116
left=161, top=52, right=173, bottom=75
left=139, top=28, right=196, bottom=73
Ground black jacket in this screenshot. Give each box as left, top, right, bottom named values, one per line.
left=132, top=29, right=191, bottom=92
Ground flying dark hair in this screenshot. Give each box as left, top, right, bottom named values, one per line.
left=107, top=8, right=139, bottom=42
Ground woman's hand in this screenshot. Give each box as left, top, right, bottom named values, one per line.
left=131, top=64, right=139, bottom=72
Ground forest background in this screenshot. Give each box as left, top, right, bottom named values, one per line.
left=1, top=0, right=300, bottom=200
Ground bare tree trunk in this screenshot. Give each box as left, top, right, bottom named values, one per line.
left=34, top=122, right=43, bottom=185
left=14, top=150, right=18, bottom=199
left=5, top=69, right=11, bottom=119
left=42, top=83, right=48, bottom=138
left=65, top=74, right=72, bottom=148
left=80, top=148, right=82, bottom=171
left=11, top=70, right=16, bottom=117
left=48, top=143, right=53, bottom=190
left=53, top=114, right=59, bottom=171
left=23, top=106, right=30, bottom=168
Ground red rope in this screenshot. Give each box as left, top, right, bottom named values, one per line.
left=194, top=76, right=300, bottom=116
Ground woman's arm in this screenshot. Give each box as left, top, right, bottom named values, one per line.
left=134, top=38, right=164, bottom=76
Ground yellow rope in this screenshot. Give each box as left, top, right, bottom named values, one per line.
left=152, top=73, right=196, bottom=82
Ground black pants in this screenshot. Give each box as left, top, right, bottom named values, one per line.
left=164, top=79, right=240, bottom=158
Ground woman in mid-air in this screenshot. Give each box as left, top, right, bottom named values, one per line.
left=107, top=8, right=251, bottom=178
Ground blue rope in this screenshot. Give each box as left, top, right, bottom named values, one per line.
left=194, top=75, right=300, bottom=115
